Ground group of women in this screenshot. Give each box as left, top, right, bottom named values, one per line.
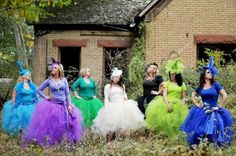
left=1, top=56, right=234, bottom=149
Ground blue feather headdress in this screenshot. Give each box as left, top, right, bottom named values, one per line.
left=16, top=61, right=31, bottom=76
left=201, top=57, right=218, bottom=76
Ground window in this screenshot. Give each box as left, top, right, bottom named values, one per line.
left=104, top=48, right=129, bottom=79
left=197, top=44, right=236, bottom=63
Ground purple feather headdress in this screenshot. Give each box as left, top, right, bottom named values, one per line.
left=48, top=57, right=63, bottom=71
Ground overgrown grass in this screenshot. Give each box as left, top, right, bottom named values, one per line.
left=1, top=124, right=236, bottom=156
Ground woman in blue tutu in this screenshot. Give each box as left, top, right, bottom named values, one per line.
left=1, top=61, right=38, bottom=136
left=23, top=58, right=84, bottom=146
left=181, top=57, right=234, bottom=148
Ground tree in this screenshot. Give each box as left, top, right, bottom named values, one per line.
left=0, top=0, right=72, bottom=22
left=0, top=0, right=72, bottom=74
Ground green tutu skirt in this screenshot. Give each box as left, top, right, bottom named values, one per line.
left=72, top=97, right=103, bottom=128
left=145, top=96, right=188, bottom=137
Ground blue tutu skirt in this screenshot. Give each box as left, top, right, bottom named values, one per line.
left=1, top=100, right=37, bottom=136
left=180, top=104, right=234, bottom=146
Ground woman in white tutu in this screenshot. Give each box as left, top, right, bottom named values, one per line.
left=92, top=68, right=145, bottom=141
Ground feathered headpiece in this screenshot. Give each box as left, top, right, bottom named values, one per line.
left=201, top=56, right=218, bottom=76
left=16, top=61, right=31, bottom=76
left=165, top=58, right=184, bottom=74
left=110, top=67, right=122, bottom=79
left=48, top=57, right=64, bottom=71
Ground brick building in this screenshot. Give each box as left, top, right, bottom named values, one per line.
left=32, top=0, right=236, bottom=85
left=135, top=0, right=236, bottom=67
left=32, top=0, right=150, bottom=85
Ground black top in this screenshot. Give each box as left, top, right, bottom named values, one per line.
left=142, top=75, right=163, bottom=97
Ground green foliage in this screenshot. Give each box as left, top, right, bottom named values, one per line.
left=0, top=0, right=72, bottom=22
left=128, top=35, right=145, bottom=99
left=0, top=14, right=32, bottom=78
left=197, top=48, right=225, bottom=67
left=217, top=63, right=236, bottom=95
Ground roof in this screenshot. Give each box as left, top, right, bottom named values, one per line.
left=134, top=0, right=172, bottom=22
left=36, top=0, right=151, bottom=25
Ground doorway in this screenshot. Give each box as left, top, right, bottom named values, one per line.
left=59, top=47, right=81, bottom=87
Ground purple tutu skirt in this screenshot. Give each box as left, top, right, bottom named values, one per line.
left=23, top=99, right=84, bottom=146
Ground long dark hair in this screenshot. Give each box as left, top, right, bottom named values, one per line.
left=110, top=75, right=124, bottom=89
left=199, top=68, right=215, bottom=89
left=169, top=72, right=183, bottom=87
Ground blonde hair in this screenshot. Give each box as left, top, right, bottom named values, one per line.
left=17, top=75, right=32, bottom=83
left=50, top=65, right=64, bottom=78
left=17, top=76, right=23, bottom=82
left=145, top=63, right=158, bottom=78
left=79, top=68, right=90, bottom=77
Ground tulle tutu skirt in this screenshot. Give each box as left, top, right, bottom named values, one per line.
left=145, top=96, right=188, bottom=137
left=72, top=97, right=103, bottom=128
left=92, top=100, right=145, bottom=136
left=2, top=100, right=36, bottom=136
left=180, top=105, right=234, bottom=146
left=23, top=99, right=84, bottom=146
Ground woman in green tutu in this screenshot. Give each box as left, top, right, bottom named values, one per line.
left=145, top=58, right=188, bottom=137
left=71, top=68, right=103, bottom=128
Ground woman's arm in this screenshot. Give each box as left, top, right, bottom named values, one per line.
left=123, top=85, right=128, bottom=100
left=181, top=90, right=186, bottom=99
left=37, top=79, right=50, bottom=99
left=12, top=89, right=16, bottom=104
left=162, top=87, right=173, bottom=112
left=64, top=78, right=72, bottom=105
left=71, top=78, right=82, bottom=99
left=93, top=79, right=97, bottom=98
left=192, top=91, right=203, bottom=108
left=64, top=78, right=73, bottom=112
left=151, top=82, right=164, bottom=95
left=219, top=89, right=228, bottom=107
left=104, top=84, right=110, bottom=105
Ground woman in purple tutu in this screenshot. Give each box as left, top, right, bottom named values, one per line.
left=180, top=57, right=234, bottom=148
left=23, top=58, right=84, bottom=146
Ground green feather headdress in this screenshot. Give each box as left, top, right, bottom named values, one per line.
left=165, top=58, right=184, bottom=74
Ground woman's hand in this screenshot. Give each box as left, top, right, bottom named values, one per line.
left=212, top=106, right=219, bottom=111
left=196, top=102, right=204, bottom=108
left=68, top=105, right=72, bottom=113
left=151, top=90, right=159, bottom=95
left=12, top=99, right=15, bottom=105
left=46, top=95, right=52, bottom=100
left=166, top=103, right=173, bottom=113
left=76, top=96, right=82, bottom=99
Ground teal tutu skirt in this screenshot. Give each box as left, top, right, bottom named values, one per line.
left=1, top=100, right=36, bottom=135
left=145, top=96, right=188, bottom=137
left=72, top=97, right=103, bottom=128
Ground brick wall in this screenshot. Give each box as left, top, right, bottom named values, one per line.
left=33, top=30, right=133, bottom=86
left=145, top=0, right=236, bottom=68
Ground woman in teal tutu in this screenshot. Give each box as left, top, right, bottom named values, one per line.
left=71, top=68, right=103, bottom=128
left=1, top=61, right=38, bottom=136
left=145, top=58, right=188, bottom=137
left=181, top=57, right=233, bottom=148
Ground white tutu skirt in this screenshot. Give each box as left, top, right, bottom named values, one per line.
left=92, top=100, right=145, bottom=136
